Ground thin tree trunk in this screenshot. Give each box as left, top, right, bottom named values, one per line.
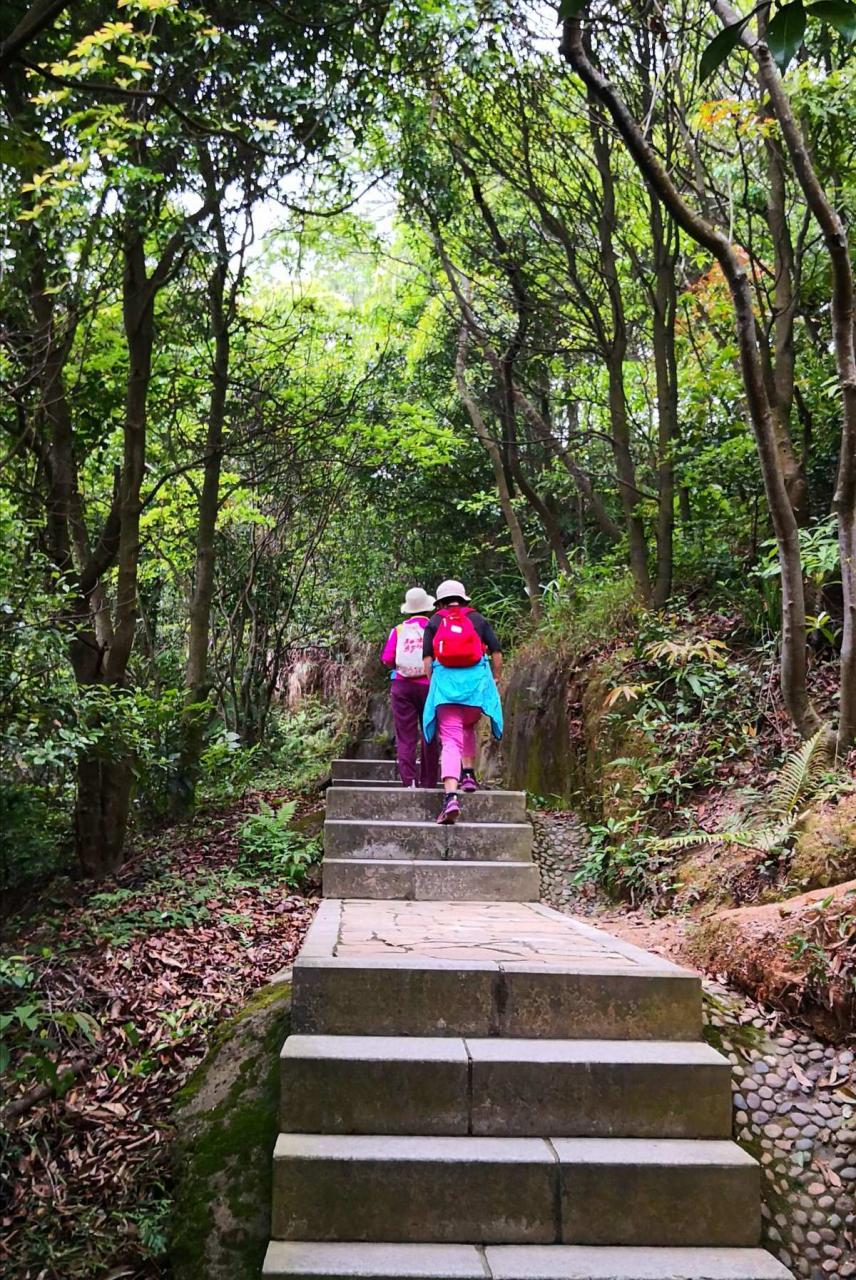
left=72, top=228, right=154, bottom=877
left=761, top=89, right=808, bottom=523
left=650, top=195, right=678, bottom=607
left=589, top=101, right=652, bottom=601
left=510, top=457, right=573, bottom=574
left=713, top=0, right=856, bottom=746
left=561, top=17, right=819, bottom=738
left=175, top=254, right=230, bottom=812
left=434, top=233, right=621, bottom=543
left=455, top=326, right=543, bottom=617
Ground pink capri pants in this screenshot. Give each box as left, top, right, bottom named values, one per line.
left=436, top=703, right=482, bottom=782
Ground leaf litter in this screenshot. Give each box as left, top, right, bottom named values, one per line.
left=0, top=789, right=320, bottom=1279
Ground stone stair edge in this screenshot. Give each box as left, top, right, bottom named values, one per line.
left=278, top=1033, right=730, bottom=1065
left=273, top=1133, right=756, bottom=1167
left=262, top=1241, right=794, bottom=1279
left=325, top=819, right=533, bottom=831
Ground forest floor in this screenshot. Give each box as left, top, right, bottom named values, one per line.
left=0, top=790, right=321, bottom=1280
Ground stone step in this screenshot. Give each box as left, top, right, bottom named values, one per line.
left=484, top=1247, right=793, bottom=1279
left=324, top=820, right=534, bottom=862
left=263, top=1241, right=485, bottom=1277
left=326, top=786, right=527, bottom=824
left=331, top=777, right=403, bottom=788
left=321, top=859, right=540, bottom=901
left=293, top=901, right=702, bottom=1040
left=279, top=1036, right=732, bottom=1138
left=332, top=759, right=400, bottom=782
left=271, top=1135, right=759, bottom=1247
left=263, top=1242, right=793, bottom=1279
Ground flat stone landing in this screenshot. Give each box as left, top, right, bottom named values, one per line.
left=306, top=898, right=669, bottom=968
left=292, top=899, right=703, bottom=1042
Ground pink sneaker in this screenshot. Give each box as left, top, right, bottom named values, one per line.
left=437, top=794, right=461, bottom=824
left=460, top=773, right=478, bottom=793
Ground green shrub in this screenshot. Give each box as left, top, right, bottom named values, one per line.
left=538, top=563, right=638, bottom=659
left=238, top=799, right=319, bottom=887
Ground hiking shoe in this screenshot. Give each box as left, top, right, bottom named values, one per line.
left=460, top=773, right=478, bottom=793
left=437, top=794, right=461, bottom=824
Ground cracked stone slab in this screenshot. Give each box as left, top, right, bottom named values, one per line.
left=292, top=901, right=702, bottom=1037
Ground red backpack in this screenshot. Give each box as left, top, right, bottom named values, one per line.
left=434, top=606, right=484, bottom=668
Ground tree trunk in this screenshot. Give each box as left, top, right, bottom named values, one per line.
left=175, top=255, right=230, bottom=812
left=71, top=228, right=154, bottom=874
left=714, top=0, right=856, bottom=746
left=561, top=17, right=819, bottom=738
left=589, top=101, right=652, bottom=602
left=455, top=327, right=543, bottom=617
left=510, top=457, right=573, bottom=574
left=760, top=89, right=808, bottom=523
left=433, top=230, right=621, bottom=544
left=75, top=753, right=134, bottom=878
left=649, top=195, right=678, bottom=607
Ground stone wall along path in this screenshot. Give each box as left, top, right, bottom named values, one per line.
left=262, top=760, right=793, bottom=1279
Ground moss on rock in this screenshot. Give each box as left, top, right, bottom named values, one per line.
left=502, top=643, right=653, bottom=817
left=789, top=792, right=856, bottom=891
left=169, top=978, right=292, bottom=1280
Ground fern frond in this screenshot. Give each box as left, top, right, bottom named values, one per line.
left=771, top=729, right=831, bottom=817
left=653, top=824, right=792, bottom=853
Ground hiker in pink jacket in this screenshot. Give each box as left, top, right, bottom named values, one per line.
left=380, top=587, right=441, bottom=788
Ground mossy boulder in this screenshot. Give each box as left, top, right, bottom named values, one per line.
left=169, top=978, right=291, bottom=1280
left=789, top=792, right=856, bottom=891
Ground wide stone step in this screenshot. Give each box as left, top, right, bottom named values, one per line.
left=331, top=777, right=403, bottom=788
left=293, top=900, right=702, bottom=1040
left=484, top=1247, right=793, bottom=1279
left=332, top=759, right=400, bottom=782
left=324, top=820, right=533, bottom=862
left=279, top=1036, right=732, bottom=1138
left=321, top=859, right=540, bottom=901
left=271, top=1134, right=759, bottom=1246
left=326, top=785, right=527, bottom=824
left=263, top=1242, right=792, bottom=1279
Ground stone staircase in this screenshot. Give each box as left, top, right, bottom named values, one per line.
left=263, top=759, right=792, bottom=1280
left=322, top=759, right=540, bottom=902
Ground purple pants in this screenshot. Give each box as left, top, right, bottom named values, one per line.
left=390, top=680, right=440, bottom=788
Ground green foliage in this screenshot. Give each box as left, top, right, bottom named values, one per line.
left=238, top=800, right=319, bottom=887
left=574, top=811, right=672, bottom=903
left=537, top=564, right=639, bottom=659
left=0, top=955, right=100, bottom=1088
left=654, top=729, right=846, bottom=856
left=260, top=701, right=341, bottom=792
left=700, top=0, right=856, bottom=82
left=574, top=607, right=768, bottom=899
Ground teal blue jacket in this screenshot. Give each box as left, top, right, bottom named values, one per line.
left=422, top=657, right=504, bottom=744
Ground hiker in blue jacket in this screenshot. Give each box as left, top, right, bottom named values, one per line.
left=422, top=579, right=503, bottom=825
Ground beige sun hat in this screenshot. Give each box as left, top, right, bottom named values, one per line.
left=435, top=578, right=471, bottom=603
left=400, top=586, right=435, bottom=615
